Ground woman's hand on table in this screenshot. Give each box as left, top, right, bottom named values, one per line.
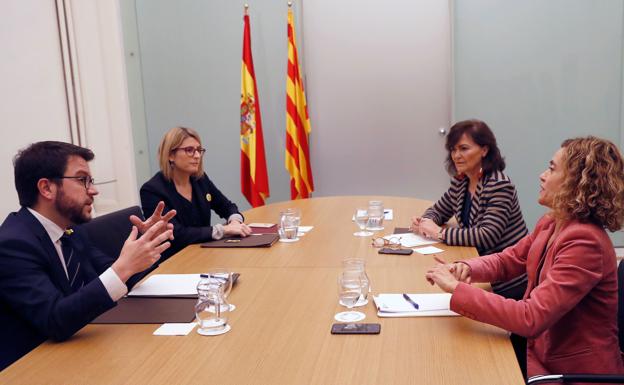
left=224, top=220, right=252, bottom=237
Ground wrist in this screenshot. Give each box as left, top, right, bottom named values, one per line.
left=111, top=261, right=132, bottom=283
left=437, top=228, right=445, bottom=241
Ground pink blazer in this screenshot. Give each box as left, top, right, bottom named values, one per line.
left=451, top=215, right=624, bottom=377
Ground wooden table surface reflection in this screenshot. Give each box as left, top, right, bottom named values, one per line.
left=0, top=196, right=524, bottom=385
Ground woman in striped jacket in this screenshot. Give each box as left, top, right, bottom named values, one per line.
left=412, top=119, right=528, bottom=300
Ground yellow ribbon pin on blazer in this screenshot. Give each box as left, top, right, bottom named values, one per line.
left=206, top=193, right=212, bottom=202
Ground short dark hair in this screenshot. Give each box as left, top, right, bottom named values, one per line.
left=14, top=141, right=94, bottom=207
left=444, top=119, right=505, bottom=175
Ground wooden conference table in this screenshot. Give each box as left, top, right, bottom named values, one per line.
left=1, top=196, right=524, bottom=385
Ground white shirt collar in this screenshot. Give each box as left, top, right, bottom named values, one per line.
left=26, top=207, right=66, bottom=244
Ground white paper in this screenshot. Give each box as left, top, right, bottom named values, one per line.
left=373, top=293, right=458, bottom=317
left=384, top=232, right=438, bottom=248
left=414, top=246, right=445, bottom=255
left=153, top=322, right=197, bottom=336
left=248, top=223, right=275, bottom=228
left=128, top=274, right=201, bottom=297
left=296, top=226, right=313, bottom=236
left=352, top=210, right=393, bottom=221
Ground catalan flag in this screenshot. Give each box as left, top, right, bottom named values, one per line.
left=240, top=11, right=269, bottom=207
left=285, top=8, right=314, bottom=200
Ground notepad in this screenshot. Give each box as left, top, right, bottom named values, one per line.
left=153, top=322, right=197, bottom=336
left=128, top=274, right=202, bottom=297
left=383, top=233, right=438, bottom=248
left=373, top=293, right=459, bottom=317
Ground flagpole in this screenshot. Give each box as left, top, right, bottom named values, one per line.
left=288, top=2, right=292, bottom=7
left=244, top=4, right=248, bottom=15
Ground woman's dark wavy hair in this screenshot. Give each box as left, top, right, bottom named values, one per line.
left=444, top=119, right=505, bottom=176
left=552, top=136, right=624, bottom=231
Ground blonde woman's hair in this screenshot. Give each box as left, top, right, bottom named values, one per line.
left=158, top=126, right=204, bottom=181
left=552, top=136, right=624, bottom=231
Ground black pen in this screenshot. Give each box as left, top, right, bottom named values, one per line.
left=402, top=293, right=419, bottom=310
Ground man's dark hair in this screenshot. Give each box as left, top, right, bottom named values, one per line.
left=14, top=141, right=94, bottom=207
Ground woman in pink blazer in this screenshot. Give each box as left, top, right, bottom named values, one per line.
left=427, top=136, right=624, bottom=379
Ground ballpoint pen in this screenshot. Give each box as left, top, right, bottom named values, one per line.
left=402, top=293, right=419, bottom=310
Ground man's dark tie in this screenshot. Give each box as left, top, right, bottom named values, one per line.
left=61, top=231, right=84, bottom=291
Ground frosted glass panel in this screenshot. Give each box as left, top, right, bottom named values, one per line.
left=453, top=0, right=624, bottom=244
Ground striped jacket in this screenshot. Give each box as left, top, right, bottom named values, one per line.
left=423, top=171, right=528, bottom=294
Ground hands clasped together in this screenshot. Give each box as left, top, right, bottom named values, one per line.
left=224, top=220, right=252, bottom=237
left=410, top=216, right=441, bottom=239
left=425, top=256, right=472, bottom=294
left=113, top=201, right=176, bottom=282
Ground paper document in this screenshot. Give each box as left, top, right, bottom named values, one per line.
left=248, top=223, right=275, bottom=228
left=373, top=293, right=458, bottom=317
left=128, top=274, right=201, bottom=297
left=352, top=210, right=393, bottom=221
left=414, top=246, right=444, bottom=255
left=384, top=233, right=438, bottom=248
left=153, top=322, right=197, bottom=336
left=297, top=225, right=314, bottom=237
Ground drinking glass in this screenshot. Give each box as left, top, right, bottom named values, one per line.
left=334, top=271, right=366, bottom=322
left=278, top=208, right=301, bottom=242
left=196, top=279, right=231, bottom=335
left=353, top=208, right=373, bottom=237
left=366, top=200, right=384, bottom=231
left=205, top=268, right=236, bottom=311
left=341, top=258, right=370, bottom=307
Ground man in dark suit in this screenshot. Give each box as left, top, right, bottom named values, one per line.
left=0, top=141, right=176, bottom=370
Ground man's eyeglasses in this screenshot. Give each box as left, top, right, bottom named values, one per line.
left=371, top=236, right=402, bottom=249
left=53, top=176, right=95, bottom=190
left=172, top=146, right=206, bottom=157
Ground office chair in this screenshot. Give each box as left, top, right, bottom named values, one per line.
left=527, top=261, right=624, bottom=384
left=80, top=206, right=144, bottom=261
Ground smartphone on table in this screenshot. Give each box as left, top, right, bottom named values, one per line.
left=331, top=323, right=381, bottom=334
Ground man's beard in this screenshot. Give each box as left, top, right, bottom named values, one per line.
left=55, top=188, right=92, bottom=225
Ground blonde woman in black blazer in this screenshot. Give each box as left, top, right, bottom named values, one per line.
left=141, top=127, right=251, bottom=261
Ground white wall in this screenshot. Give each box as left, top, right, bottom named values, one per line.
left=0, top=1, right=71, bottom=217
left=453, top=0, right=624, bottom=241
left=303, top=0, right=452, bottom=200
left=1, top=0, right=139, bottom=219
left=128, top=0, right=452, bottom=215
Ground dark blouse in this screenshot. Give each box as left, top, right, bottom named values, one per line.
left=460, top=190, right=472, bottom=228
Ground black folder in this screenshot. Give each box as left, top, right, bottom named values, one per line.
left=200, top=233, right=279, bottom=248
left=91, top=297, right=196, bottom=324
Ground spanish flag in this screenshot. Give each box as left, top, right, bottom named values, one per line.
left=285, top=8, right=314, bottom=200
left=240, top=11, right=269, bottom=207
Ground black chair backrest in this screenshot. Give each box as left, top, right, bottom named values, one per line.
left=618, top=260, right=624, bottom=353
left=80, top=206, right=143, bottom=260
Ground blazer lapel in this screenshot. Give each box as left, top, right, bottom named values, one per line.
left=526, top=219, right=556, bottom=293
left=192, top=177, right=212, bottom=222
left=19, top=208, right=72, bottom=294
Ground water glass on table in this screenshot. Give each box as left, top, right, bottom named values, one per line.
left=195, top=275, right=231, bottom=336
left=366, top=200, right=384, bottom=231
left=353, top=208, right=373, bottom=237
left=342, top=258, right=370, bottom=307
left=204, top=268, right=236, bottom=311
left=334, top=271, right=366, bottom=322
left=279, top=208, right=301, bottom=242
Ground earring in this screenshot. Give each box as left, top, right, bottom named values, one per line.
left=478, top=167, right=483, bottom=179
